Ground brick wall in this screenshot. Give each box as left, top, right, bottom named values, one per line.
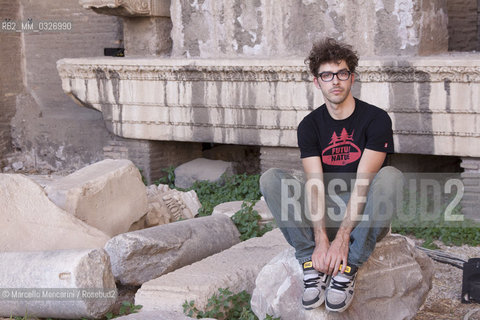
left=0, top=0, right=23, bottom=163
left=447, top=0, right=479, bottom=51
left=104, top=138, right=203, bottom=184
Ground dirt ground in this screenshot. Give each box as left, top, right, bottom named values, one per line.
left=412, top=237, right=480, bottom=320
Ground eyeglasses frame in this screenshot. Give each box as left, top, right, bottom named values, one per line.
left=317, top=69, right=352, bottom=82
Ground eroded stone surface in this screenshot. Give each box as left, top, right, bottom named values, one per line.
left=135, top=228, right=289, bottom=313
left=44, top=159, right=148, bottom=237
left=0, top=173, right=110, bottom=251
left=105, top=214, right=240, bottom=286
left=0, top=249, right=116, bottom=319
left=251, top=234, right=434, bottom=320
left=171, top=0, right=447, bottom=57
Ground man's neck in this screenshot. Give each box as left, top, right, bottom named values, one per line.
left=325, top=95, right=356, bottom=120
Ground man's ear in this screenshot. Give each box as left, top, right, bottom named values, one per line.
left=313, top=77, right=321, bottom=89
left=351, top=72, right=355, bottom=84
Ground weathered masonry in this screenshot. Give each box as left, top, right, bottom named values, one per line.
left=54, top=0, right=480, bottom=220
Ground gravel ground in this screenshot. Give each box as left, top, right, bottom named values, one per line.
left=411, top=237, right=480, bottom=320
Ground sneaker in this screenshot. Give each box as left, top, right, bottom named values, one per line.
left=302, top=260, right=330, bottom=310
left=325, top=264, right=358, bottom=312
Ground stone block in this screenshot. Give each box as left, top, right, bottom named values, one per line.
left=174, top=158, right=234, bottom=189
left=250, top=234, right=434, bottom=320
left=0, top=249, right=116, bottom=319
left=44, top=159, right=148, bottom=237
left=114, top=310, right=214, bottom=320
left=0, top=174, right=110, bottom=251
left=212, top=199, right=274, bottom=225
left=104, top=215, right=241, bottom=286
left=135, top=228, right=289, bottom=313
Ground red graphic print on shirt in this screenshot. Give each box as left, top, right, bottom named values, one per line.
left=322, top=128, right=361, bottom=166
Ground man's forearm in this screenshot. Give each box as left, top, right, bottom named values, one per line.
left=305, top=175, right=329, bottom=245
left=337, top=176, right=372, bottom=238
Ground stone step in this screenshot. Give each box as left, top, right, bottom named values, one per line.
left=135, top=228, right=289, bottom=313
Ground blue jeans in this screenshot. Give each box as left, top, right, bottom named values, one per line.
left=259, top=166, right=403, bottom=267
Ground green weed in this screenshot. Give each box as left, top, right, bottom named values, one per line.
left=183, top=288, right=279, bottom=320
left=391, top=192, right=480, bottom=248
left=231, top=201, right=273, bottom=241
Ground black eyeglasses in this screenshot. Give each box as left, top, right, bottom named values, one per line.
left=317, top=70, right=351, bottom=82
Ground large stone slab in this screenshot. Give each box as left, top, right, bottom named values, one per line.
left=251, top=234, right=434, bottom=320
left=0, top=248, right=116, bottom=319
left=104, top=214, right=241, bottom=286
left=134, top=228, right=289, bottom=313
left=0, top=174, right=110, bottom=251
left=58, top=55, right=480, bottom=157
left=44, top=159, right=148, bottom=237
left=174, top=158, right=234, bottom=189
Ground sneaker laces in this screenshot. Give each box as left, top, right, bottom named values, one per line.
left=330, top=274, right=351, bottom=291
left=304, top=273, right=321, bottom=289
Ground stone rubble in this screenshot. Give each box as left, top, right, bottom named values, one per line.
left=105, top=214, right=241, bottom=286
left=0, top=173, right=110, bottom=251
left=143, top=184, right=201, bottom=228
left=135, top=229, right=289, bottom=313
left=43, top=159, right=148, bottom=237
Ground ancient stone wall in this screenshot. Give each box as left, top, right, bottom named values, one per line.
left=0, top=0, right=22, bottom=166
left=447, top=0, right=479, bottom=51
left=170, top=0, right=448, bottom=58
left=2, top=0, right=123, bottom=172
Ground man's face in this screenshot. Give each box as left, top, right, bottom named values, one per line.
left=314, top=60, right=354, bottom=106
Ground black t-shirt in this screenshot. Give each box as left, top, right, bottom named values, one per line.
left=297, top=98, right=394, bottom=173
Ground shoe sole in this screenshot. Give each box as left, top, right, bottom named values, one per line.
left=325, top=290, right=354, bottom=313
left=303, top=296, right=325, bottom=310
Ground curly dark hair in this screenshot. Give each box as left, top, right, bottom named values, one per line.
left=305, top=38, right=359, bottom=77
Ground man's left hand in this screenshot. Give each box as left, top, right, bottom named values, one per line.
left=325, top=232, right=350, bottom=276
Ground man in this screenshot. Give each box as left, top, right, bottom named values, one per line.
left=260, top=38, right=402, bottom=312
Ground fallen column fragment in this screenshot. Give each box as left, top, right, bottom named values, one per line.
left=105, top=214, right=241, bottom=286
left=0, top=248, right=116, bottom=319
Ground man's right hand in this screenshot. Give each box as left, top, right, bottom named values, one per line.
left=311, top=238, right=330, bottom=273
